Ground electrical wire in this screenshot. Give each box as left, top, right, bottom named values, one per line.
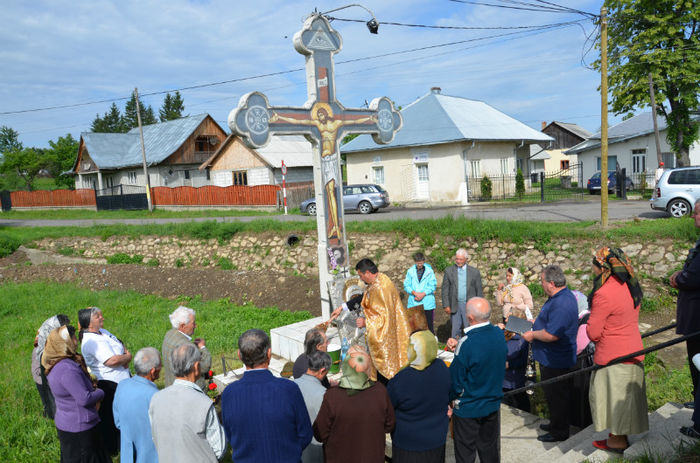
left=326, top=16, right=587, bottom=30
left=0, top=19, right=589, bottom=117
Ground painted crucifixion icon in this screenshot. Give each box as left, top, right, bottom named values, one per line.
left=229, top=13, right=402, bottom=316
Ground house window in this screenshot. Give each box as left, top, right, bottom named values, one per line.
left=561, top=160, right=570, bottom=170
left=516, top=158, right=523, bottom=173
left=632, top=149, right=646, bottom=173
left=470, top=160, right=481, bottom=178
left=206, top=170, right=210, bottom=180
left=127, top=171, right=137, bottom=184
left=417, top=164, right=429, bottom=181
left=596, top=156, right=617, bottom=171
left=500, top=158, right=508, bottom=175
left=372, top=166, right=384, bottom=184
left=233, top=171, right=248, bottom=186
left=184, top=170, right=190, bottom=180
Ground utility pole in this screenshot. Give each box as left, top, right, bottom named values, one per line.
left=134, top=88, right=153, bottom=212
left=600, top=7, right=608, bottom=229
left=648, top=73, right=663, bottom=166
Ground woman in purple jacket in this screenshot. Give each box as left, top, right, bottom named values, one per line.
left=42, top=325, right=109, bottom=463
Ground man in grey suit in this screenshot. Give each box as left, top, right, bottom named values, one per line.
left=442, top=248, right=484, bottom=338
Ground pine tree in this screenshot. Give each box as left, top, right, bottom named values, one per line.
left=515, top=168, right=525, bottom=199
left=122, top=93, right=157, bottom=131
left=91, top=103, right=125, bottom=133
left=159, top=91, right=186, bottom=122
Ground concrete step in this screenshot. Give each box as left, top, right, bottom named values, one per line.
left=624, top=402, right=693, bottom=460
left=541, top=423, right=598, bottom=460
left=500, top=405, right=558, bottom=463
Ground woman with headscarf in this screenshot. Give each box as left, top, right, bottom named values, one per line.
left=387, top=330, right=451, bottom=462
left=495, top=267, right=534, bottom=320
left=587, top=247, right=648, bottom=454
left=313, top=344, right=395, bottom=463
left=43, top=325, right=109, bottom=463
left=78, top=307, right=132, bottom=457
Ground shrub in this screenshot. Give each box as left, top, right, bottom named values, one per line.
left=146, top=258, right=159, bottom=267
left=107, top=253, right=134, bottom=264
left=515, top=168, right=525, bottom=199
left=481, top=175, right=492, bottom=200
left=57, top=246, right=75, bottom=256
left=217, top=257, right=235, bottom=270
left=0, top=233, right=21, bottom=258
left=175, top=258, right=185, bottom=268
left=528, top=282, right=544, bottom=299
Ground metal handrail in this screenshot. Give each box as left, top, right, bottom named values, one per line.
left=503, top=322, right=690, bottom=398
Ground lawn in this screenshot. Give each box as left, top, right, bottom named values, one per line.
left=0, top=281, right=312, bottom=462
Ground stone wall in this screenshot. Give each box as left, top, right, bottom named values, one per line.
left=36, top=232, right=688, bottom=300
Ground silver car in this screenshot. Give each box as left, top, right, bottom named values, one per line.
left=650, top=166, right=700, bottom=217
left=300, top=184, right=390, bottom=215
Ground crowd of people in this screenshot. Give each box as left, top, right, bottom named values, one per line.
left=30, top=203, right=700, bottom=462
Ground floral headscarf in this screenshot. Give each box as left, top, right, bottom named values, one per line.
left=589, top=246, right=643, bottom=308
left=339, top=344, right=374, bottom=396
left=406, top=330, right=437, bottom=371
left=507, top=267, right=524, bottom=286
left=41, top=326, right=79, bottom=375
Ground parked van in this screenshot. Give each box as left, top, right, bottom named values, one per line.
left=650, top=166, right=700, bottom=217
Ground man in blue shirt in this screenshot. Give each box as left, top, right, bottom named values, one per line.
left=522, top=265, right=578, bottom=442
left=447, top=297, right=507, bottom=462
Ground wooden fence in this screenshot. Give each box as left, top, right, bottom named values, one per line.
left=10, top=189, right=96, bottom=208
left=151, top=185, right=280, bottom=206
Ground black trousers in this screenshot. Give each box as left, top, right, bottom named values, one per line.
left=687, top=334, right=700, bottom=395
left=57, top=427, right=109, bottom=463
left=96, top=380, right=120, bottom=456
left=540, top=364, right=572, bottom=440
left=392, top=444, right=445, bottom=463
left=452, top=411, right=500, bottom=463
left=425, top=309, right=435, bottom=334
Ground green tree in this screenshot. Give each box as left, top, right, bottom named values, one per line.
left=601, top=0, right=700, bottom=166
left=91, top=103, right=126, bottom=133
left=515, top=168, right=525, bottom=199
left=481, top=175, right=492, bottom=200
left=159, top=91, right=186, bottom=122
left=0, top=126, right=23, bottom=155
left=0, top=147, right=46, bottom=191
left=123, top=93, right=157, bottom=131
left=45, top=134, right=79, bottom=189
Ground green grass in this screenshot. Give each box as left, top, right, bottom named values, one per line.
left=0, top=281, right=312, bottom=462
left=0, top=208, right=279, bottom=220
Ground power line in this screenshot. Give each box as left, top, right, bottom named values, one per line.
left=326, top=16, right=587, bottom=30
left=448, top=0, right=597, bottom=17
left=0, top=19, right=588, bottom=117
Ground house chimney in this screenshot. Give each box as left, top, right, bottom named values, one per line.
left=541, top=121, right=547, bottom=130
left=431, top=87, right=441, bottom=94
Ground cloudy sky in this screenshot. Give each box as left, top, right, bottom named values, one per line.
left=0, top=0, right=611, bottom=148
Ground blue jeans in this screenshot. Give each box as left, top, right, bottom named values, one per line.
left=451, top=301, right=468, bottom=339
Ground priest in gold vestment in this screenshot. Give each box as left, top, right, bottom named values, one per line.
left=354, top=258, right=412, bottom=382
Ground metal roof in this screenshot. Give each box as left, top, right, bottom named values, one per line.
left=530, top=144, right=551, bottom=160
left=342, top=89, right=552, bottom=153
left=256, top=135, right=313, bottom=168
left=565, top=112, right=700, bottom=154
left=547, top=121, right=592, bottom=140
left=80, top=114, right=212, bottom=169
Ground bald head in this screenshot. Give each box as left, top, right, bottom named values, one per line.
left=466, top=297, right=491, bottom=324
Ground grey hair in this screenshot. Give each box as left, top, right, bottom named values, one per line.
left=238, top=329, right=270, bottom=368
left=542, top=265, right=567, bottom=288
left=466, top=297, right=491, bottom=322
left=456, top=248, right=468, bottom=258
left=134, top=347, right=161, bottom=376
left=169, top=306, right=195, bottom=329
left=307, top=350, right=332, bottom=372
left=303, top=328, right=326, bottom=356
left=171, top=343, right=201, bottom=377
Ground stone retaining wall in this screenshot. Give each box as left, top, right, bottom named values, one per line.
left=36, top=233, right=689, bottom=300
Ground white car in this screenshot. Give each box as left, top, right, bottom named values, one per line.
left=650, top=166, right=700, bottom=217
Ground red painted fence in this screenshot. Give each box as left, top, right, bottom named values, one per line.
left=8, top=185, right=284, bottom=208
left=10, top=189, right=97, bottom=207
left=151, top=185, right=280, bottom=206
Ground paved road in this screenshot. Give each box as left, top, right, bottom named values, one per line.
left=0, top=198, right=668, bottom=227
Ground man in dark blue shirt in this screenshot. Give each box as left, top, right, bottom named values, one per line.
left=447, top=297, right=507, bottom=462
left=522, top=265, right=578, bottom=442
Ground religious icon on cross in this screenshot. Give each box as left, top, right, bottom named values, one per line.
left=229, top=13, right=402, bottom=315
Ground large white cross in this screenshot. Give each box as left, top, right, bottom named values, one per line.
left=229, top=13, right=402, bottom=318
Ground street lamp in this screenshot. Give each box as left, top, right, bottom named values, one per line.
left=322, top=3, right=380, bottom=34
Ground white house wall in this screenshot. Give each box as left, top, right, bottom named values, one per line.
left=212, top=170, right=232, bottom=187
left=345, top=141, right=518, bottom=203
left=247, top=167, right=273, bottom=186
left=578, top=131, right=700, bottom=184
